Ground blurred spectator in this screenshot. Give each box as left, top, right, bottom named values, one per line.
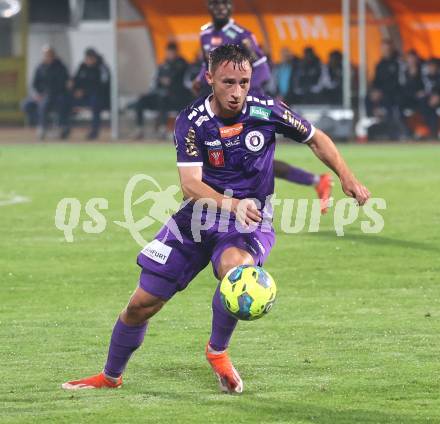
left=273, top=47, right=299, bottom=104
left=372, top=40, right=401, bottom=106
left=398, top=50, right=425, bottom=137
left=399, top=50, right=425, bottom=111
left=183, top=51, right=207, bottom=99
left=320, top=50, right=343, bottom=104
left=419, top=58, right=440, bottom=138
left=365, top=87, right=401, bottom=140
left=131, top=42, right=190, bottom=139
left=293, top=47, right=323, bottom=103
left=67, top=48, right=111, bottom=140
left=22, top=45, right=70, bottom=140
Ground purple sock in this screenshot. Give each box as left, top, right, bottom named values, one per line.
left=104, top=318, right=148, bottom=378
left=285, top=166, right=318, bottom=186
left=209, top=285, right=238, bottom=351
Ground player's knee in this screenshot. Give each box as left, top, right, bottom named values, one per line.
left=218, top=248, right=254, bottom=280
left=125, top=290, right=166, bottom=322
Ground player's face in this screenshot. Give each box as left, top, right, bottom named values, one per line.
left=206, top=60, right=251, bottom=118
left=208, top=0, right=232, bottom=24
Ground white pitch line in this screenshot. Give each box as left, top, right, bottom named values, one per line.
left=0, top=195, right=31, bottom=207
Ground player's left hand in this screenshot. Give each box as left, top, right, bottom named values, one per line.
left=340, top=175, right=371, bottom=206
left=232, top=198, right=262, bottom=227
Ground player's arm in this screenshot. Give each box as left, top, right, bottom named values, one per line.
left=178, top=166, right=261, bottom=226
left=306, top=129, right=370, bottom=205
left=272, top=100, right=370, bottom=205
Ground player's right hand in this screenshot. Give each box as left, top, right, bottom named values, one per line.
left=232, top=198, right=262, bottom=227
left=340, top=176, right=371, bottom=206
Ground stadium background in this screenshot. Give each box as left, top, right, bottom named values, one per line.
left=1, top=0, right=440, bottom=140
left=1, top=1, right=440, bottom=423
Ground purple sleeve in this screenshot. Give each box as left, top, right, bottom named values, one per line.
left=174, top=112, right=204, bottom=167
left=272, top=99, right=316, bottom=143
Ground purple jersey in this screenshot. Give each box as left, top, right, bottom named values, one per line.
left=174, top=93, right=315, bottom=209
left=197, top=19, right=271, bottom=91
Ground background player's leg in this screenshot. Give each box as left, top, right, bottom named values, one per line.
left=274, top=159, right=319, bottom=186
left=209, top=247, right=254, bottom=352
left=104, top=287, right=166, bottom=379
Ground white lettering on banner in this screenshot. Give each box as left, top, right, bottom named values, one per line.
left=141, top=239, right=172, bottom=264
left=274, top=15, right=329, bottom=41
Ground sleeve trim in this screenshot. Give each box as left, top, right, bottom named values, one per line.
left=176, top=162, right=204, bottom=167
left=303, top=125, right=316, bottom=143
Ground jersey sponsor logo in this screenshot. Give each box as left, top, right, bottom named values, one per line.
left=204, top=139, right=221, bottom=147
left=224, top=137, right=240, bottom=148
left=211, top=36, right=223, bottom=46
left=219, top=123, right=243, bottom=138
left=141, top=239, right=172, bottom=265
left=185, top=127, right=199, bottom=157
left=225, top=29, right=237, bottom=39
left=250, top=106, right=271, bottom=120
left=245, top=131, right=265, bottom=152
left=208, top=147, right=225, bottom=167
left=283, top=109, right=308, bottom=135
left=195, top=115, right=209, bottom=127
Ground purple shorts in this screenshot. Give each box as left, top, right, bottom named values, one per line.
left=137, top=206, right=275, bottom=300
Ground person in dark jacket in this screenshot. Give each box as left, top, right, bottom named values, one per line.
left=294, top=47, right=323, bottom=103
left=419, top=58, right=440, bottom=138
left=22, top=45, right=70, bottom=139
left=131, top=42, right=190, bottom=139
left=68, top=48, right=111, bottom=140
left=372, top=40, right=401, bottom=106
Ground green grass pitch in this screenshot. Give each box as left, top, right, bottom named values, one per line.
left=1, top=142, right=439, bottom=423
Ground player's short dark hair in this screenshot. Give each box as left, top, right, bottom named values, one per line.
left=208, top=44, right=252, bottom=74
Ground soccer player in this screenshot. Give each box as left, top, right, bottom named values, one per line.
left=193, top=0, right=333, bottom=213
left=62, top=45, right=370, bottom=393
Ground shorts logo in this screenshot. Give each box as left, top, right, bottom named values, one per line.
left=141, top=239, right=172, bottom=264
left=204, top=139, right=221, bottom=147
left=208, top=148, right=225, bottom=167
left=250, top=106, right=271, bottom=120
left=245, top=131, right=265, bottom=152
left=219, top=123, right=243, bottom=138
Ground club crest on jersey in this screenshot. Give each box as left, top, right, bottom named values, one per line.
left=208, top=147, right=225, bottom=167
left=245, top=131, right=265, bottom=152
left=219, top=123, right=243, bottom=138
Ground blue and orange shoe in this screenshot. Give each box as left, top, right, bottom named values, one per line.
left=61, top=372, right=122, bottom=390
left=206, top=344, right=243, bottom=394
left=315, top=173, right=333, bottom=214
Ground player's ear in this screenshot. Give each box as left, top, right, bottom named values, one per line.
left=205, top=70, right=213, bottom=86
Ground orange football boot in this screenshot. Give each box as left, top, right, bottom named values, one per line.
left=206, top=344, right=243, bottom=394
left=61, top=372, right=122, bottom=390
left=315, top=173, right=333, bottom=214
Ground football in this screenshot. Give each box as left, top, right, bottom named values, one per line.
left=220, top=265, right=277, bottom=321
